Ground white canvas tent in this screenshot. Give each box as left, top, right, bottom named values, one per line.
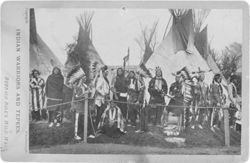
left=144, top=9, right=229, bottom=106
left=30, top=9, right=63, bottom=79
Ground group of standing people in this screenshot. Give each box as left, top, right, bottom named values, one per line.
left=30, top=67, right=64, bottom=128
left=30, top=64, right=241, bottom=140
left=162, top=68, right=241, bottom=132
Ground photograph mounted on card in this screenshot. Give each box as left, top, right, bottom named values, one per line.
left=1, top=1, right=249, bottom=162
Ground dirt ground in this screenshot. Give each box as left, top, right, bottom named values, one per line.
left=29, top=119, right=241, bottom=154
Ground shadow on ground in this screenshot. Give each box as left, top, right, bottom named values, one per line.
left=30, top=120, right=240, bottom=155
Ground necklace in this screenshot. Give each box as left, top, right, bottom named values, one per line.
left=109, top=107, right=116, bottom=121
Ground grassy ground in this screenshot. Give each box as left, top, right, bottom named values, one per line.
left=29, top=119, right=240, bottom=154
left=30, top=143, right=240, bottom=155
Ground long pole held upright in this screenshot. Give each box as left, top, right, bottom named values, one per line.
left=224, top=109, right=230, bottom=147
left=83, top=92, right=88, bottom=143
left=127, top=47, right=130, bottom=67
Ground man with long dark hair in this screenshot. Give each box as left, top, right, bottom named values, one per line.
left=112, top=68, right=129, bottom=120
left=148, top=67, right=168, bottom=126
left=136, top=73, right=148, bottom=133
left=210, top=73, right=224, bottom=129
left=228, top=74, right=240, bottom=128
left=196, top=72, right=209, bottom=129
left=127, top=71, right=139, bottom=127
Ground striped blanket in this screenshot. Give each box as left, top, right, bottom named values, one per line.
left=183, top=81, right=193, bottom=104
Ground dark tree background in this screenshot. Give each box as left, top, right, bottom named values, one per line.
left=209, top=42, right=242, bottom=95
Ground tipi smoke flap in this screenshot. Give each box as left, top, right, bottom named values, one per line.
left=65, top=12, right=104, bottom=85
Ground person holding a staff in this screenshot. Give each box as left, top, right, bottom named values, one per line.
left=67, top=67, right=96, bottom=140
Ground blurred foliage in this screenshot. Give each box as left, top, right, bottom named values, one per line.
left=209, top=42, right=242, bottom=95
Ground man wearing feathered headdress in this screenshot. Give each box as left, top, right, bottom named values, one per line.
left=67, top=66, right=95, bottom=140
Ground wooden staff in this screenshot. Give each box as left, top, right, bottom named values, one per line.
left=224, top=108, right=230, bottom=147
left=83, top=92, right=88, bottom=143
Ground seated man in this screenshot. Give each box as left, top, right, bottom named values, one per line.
left=98, top=101, right=126, bottom=138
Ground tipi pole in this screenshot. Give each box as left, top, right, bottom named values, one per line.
left=162, top=15, right=172, bottom=40
left=127, top=47, right=130, bottom=67
left=83, top=93, right=88, bottom=143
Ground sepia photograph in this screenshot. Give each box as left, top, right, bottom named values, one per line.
left=28, top=7, right=243, bottom=155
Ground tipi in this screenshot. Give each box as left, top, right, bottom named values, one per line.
left=144, top=9, right=229, bottom=105
left=64, top=12, right=104, bottom=85
left=30, top=9, right=62, bottom=79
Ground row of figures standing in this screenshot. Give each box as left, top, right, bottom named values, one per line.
left=30, top=65, right=241, bottom=140
left=161, top=67, right=241, bottom=134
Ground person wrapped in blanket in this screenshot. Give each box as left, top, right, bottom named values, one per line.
left=148, top=67, right=168, bottom=126
left=30, top=69, right=46, bottom=121
left=69, top=68, right=95, bottom=140
left=98, top=100, right=126, bottom=138
left=45, top=67, right=64, bottom=127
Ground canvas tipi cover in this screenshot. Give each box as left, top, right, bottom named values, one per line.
left=30, top=9, right=62, bottom=78
left=145, top=9, right=229, bottom=105
left=64, top=13, right=104, bottom=84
